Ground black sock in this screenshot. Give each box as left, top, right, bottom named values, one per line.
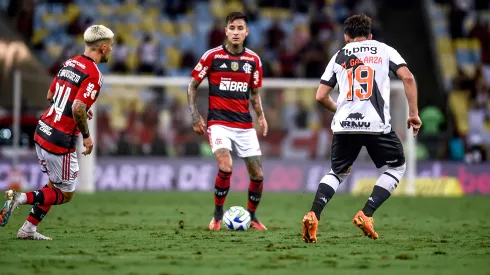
left=310, top=183, right=336, bottom=220
left=214, top=205, right=224, bottom=221
left=27, top=205, right=50, bottom=226
left=362, top=186, right=392, bottom=217
left=247, top=178, right=263, bottom=222
left=248, top=210, right=256, bottom=221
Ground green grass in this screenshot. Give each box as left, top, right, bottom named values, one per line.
left=1, top=192, right=490, bottom=275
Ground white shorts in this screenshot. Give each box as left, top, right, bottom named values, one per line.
left=207, top=125, right=262, bottom=158
left=35, top=144, right=78, bottom=192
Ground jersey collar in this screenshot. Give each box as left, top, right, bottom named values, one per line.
left=222, top=45, right=245, bottom=56
left=81, top=54, right=95, bottom=62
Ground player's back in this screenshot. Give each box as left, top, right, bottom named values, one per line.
left=34, top=55, right=102, bottom=154
left=324, top=40, right=406, bottom=134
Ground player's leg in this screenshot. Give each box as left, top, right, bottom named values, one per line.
left=303, top=134, right=363, bottom=243
left=354, top=131, right=406, bottom=239
left=17, top=179, right=75, bottom=240
left=1, top=146, right=78, bottom=240
left=243, top=156, right=267, bottom=230
left=207, top=126, right=233, bottom=230
left=234, top=128, right=267, bottom=230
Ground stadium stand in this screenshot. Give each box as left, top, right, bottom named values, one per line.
left=428, top=0, right=490, bottom=163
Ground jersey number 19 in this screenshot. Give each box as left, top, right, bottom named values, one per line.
left=346, top=65, right=374, bottom=101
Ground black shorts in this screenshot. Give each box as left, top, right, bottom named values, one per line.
left=331, top=131, right=405, bottom=174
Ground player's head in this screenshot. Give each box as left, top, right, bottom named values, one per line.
left=343, top=14, right=372, bottom=43
left=83, top=25, right=114, bottom=63
left=225, top=12, right=248, bottom=46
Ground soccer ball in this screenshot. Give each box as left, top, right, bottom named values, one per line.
left=222, top=206, right=251, bottom=231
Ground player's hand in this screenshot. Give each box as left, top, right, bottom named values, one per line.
left=87, top=109, right=94, bottom=120
left=258, top=115, right=268, bottom=137
left=407, top=115, right=422, bottom=137
left=82, top=136, right=94, bottom=155
left=192, top=115, right=206, bottom=136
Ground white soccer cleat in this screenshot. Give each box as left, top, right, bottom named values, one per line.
left=0, top=190, right=20, bottom=227
left=17, top=229, right=52, bottom=240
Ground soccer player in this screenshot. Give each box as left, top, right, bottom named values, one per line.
left=0, top=25, right=114, bottom=240
left=301, top=14, right=422, bottom=242
left=187, top=12, right=268, bottom=230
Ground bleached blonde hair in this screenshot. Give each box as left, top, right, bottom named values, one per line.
left=83, top=25, right=114, bottom=45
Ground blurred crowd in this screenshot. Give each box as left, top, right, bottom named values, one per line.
left=1, top=0, right=489, bottom=162
left=3, top=0, right=382, bottom=78
left=430, top=0, right=490, bottom=163
left=1, top=0, right=381, bottom=159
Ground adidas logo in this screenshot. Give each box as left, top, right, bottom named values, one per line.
left=220, top=63, right=227, bottom=68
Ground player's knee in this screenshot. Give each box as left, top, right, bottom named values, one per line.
left=386, top=163, right=406, bottom=180
left=377, top=163, right=406, bottom=193
left=217, top=161, right=232, bottom=173
left=249, top=170, right=263, bottom=181
left=320, top=170, right=349, bottom=191
left=322, top=170, right=349, bottom=184
left=62, top=192, right=75, bottom=203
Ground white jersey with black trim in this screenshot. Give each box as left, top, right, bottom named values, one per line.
left=320, top=39, right=407, bottom=134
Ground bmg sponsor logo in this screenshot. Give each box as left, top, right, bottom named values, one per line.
left=344, top=46, right=378, bottom=56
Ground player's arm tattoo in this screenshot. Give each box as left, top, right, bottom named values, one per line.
left=244, top=156, right=263, bottom=180
left=187, top=78, right=202, bottom=124
left=250, top=87, right=264, bottom=117
left=72, top=99, right=89, bottom=135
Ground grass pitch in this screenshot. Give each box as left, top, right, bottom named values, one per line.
left=0, top=192, right=489, bottom=275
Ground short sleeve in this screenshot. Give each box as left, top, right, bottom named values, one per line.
left=75, top=76, right=101, bottom=109
left=190, top=51, right=213, bottom=83
left=252, top=56, right=263, bottom=88
left=387, top=46, right=407, bottom=74
left=320, top=53, right=339, bottom=88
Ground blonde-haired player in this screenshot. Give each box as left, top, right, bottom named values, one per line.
left=0, top=25, right=114, bottom=240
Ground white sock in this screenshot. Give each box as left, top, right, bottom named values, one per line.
left=21, top=221, right=37, bottom=232
left=319, top=169, right=349, bottom=191
left=18, top=193, right=27, bottom=204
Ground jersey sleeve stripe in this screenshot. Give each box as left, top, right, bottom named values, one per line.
left=389, top=61, right=407, bottom=75
left=245, top=49, right=262, bottom=66
left=92, top=62, right=103, bottom=85
left=202, top=46, right=222, bottom=61
left=320, top=77, right=337, bottom=88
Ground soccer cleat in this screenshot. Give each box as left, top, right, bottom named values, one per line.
left=250, top=220, right=267, bottom=230
left=17, top=229, right=52, bottom=240
left=208, top=217, right=221, bottom=230
left=352, top=210, right=379, bottom=240
left=0, top=190, right=20, bottom=227
left=302, top=211, right=318, bottom=243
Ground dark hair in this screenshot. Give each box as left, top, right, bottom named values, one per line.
left=344, top=14, right=371, bottom=38
left=225, top=12, right=248, bottom=25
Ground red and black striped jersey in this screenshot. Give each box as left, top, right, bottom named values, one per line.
left=190, top=45, right=263, bottom=129
left=34, top=55, right=103, bottom=155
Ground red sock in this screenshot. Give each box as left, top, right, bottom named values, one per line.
left=26, top=187, right=64, bottom=206
left=214, top=170, right=231, bottom=206
left=26, top=205, right=51, bottom=226
left=248, top=178, right=263, bottom=212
